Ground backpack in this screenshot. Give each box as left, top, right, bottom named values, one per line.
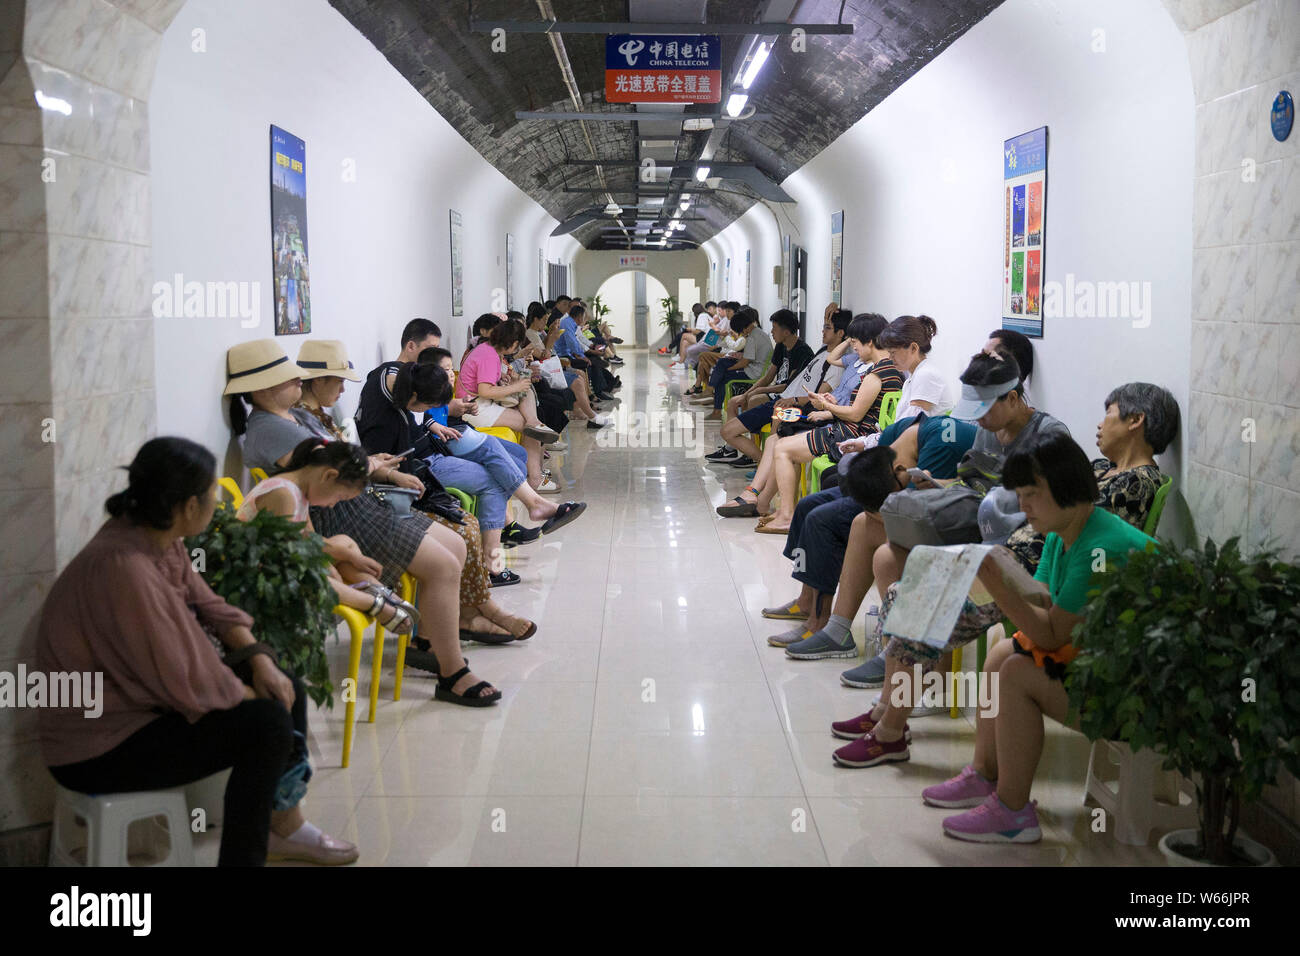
left=879, top=485, right=983, bottom=549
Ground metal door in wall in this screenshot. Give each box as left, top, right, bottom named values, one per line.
left=633, top=271, right=649, bottom=347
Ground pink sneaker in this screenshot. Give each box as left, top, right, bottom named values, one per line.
left=941, top=793, right=1041, bottom=843
left=830, top=712, right=912, bottom=743
left=921, top=765, right=996, bottom=808
left=832, top=731, right=910, bottom=768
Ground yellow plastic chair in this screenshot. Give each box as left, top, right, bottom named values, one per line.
left=477, top=425, right=522, bottom=444
left=250, top=467, right=268, bottom=483
left=217, top=477, right=244, bottom=508
left=337, top=604, right=373, bottom=769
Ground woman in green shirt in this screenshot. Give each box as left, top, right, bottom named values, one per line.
left=922, top=433, right=1156, bottom=843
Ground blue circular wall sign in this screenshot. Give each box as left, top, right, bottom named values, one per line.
left=1271, top=90, right=1293, bottom=142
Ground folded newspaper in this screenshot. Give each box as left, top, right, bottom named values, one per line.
left=881, top=544, right=996, bottom=650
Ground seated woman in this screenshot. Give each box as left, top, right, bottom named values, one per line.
left=227, top=339, right=500, bottom=704
left=687, top=307, right=748, bottom=398
left=704, top=308, right=772, bottom=418
left=299, top=340, right=530, bottom=638
left=239, top=437, right=417, bottom=633
left=361, top=357, right=587, bottom=556
left=720, top=314, right=901, bottom=531
left=917, top=434, right=1158, bottom=842
left=522, top=304, right=601, bottom=423
left=38, top=437, right=357, bottom=865
left=458, top=318, right=560, bottom=488
left=833, top=386, right=1177, bottom=775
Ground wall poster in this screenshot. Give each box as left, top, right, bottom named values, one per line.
left=829, top=210, right=844, bottom=306
left=505, top=233, right=515, bottom=310
left=724, top=256, right=731, bottom=299
left=780, top=234, right=791, bottom=308
left=744, top=249, right=751, bottom=304
left=538, top=248, right=544, bottom=301
left=270, top=125, right=310, bottom=335
left=1002, top=126, right=1047, bottom=337
left=449, top=209, right=464, bottom=317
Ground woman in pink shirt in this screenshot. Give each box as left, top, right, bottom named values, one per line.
left=458, top=318, right=560, bottom=489
left=38, top=437, right=356, bottom=866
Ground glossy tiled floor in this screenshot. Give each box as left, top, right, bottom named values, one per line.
left=204, top=351, right=1166, bottom=866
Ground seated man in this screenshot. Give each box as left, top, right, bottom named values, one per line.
left=708, top=308, right=815, bottom=467
left=704, top=308, right=772, bottom=419
left=762, top=411, right=978, bottom=651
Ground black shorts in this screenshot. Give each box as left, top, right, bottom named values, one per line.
left=737, top=401, right=776, bottom=433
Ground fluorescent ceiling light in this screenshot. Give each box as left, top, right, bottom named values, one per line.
left=725, top=93, right=748, bottom=118
left=695, top=166, right=710, bottom=181
left=679, top=199, right=690, bottom=210
left=682, top=118, right=714, bottom=131
left=740, top=42, right=770, bottom=90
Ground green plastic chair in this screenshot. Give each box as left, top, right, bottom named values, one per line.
left=878, top=390, right=902, bottom=430
left=806, top=455, right=834, bottom=494
left=445, top=487, right=476, bottom=516
left=721, top=357, right=772, bottom=421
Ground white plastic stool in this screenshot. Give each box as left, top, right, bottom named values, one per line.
left=1083, top=741, right=1198, bottom=846
left=184, top=770, right=230, bottom=829
left=49, top=783, right=195, bottom=867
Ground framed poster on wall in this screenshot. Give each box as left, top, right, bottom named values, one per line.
left=538, top=248, right=544, bottom=301
left=744, top=249, right=751, bottom=304
left=829, top=211, right=844, bottom=306
left=1002, top=126, right=1047, bottom=337
left=724, top=257, right=731, bottom=298
left=270, top=125, right=310, bottom=335
left=780, top=234, right=791, bottom=307
left=505, top=233, right=515, bottom=310
left=449, top=209, right=464, bottom=317
left=710, top=259, right=717, bottom=301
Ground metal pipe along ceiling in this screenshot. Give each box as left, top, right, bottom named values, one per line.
left=536, top=0, right=630, bottom=244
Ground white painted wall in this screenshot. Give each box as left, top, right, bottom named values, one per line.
left=705, top=0, right=1193, bottom=519
left=592, top=270, right=670, bottom=344
left=150, top=0, right=574, bottom=464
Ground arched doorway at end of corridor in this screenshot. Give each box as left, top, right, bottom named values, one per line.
left=591, top=271, right=700, bottom=348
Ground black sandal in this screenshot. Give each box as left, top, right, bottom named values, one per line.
left=716, top=497, right=759, bottom=518
left=435, top=665, right=502, bottom=707
left=541, top=501, right=587, bottom=535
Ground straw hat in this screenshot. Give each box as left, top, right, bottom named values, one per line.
left=222, top=339, right=308, bottom=395
left=296, top=339, right=362, bottom=382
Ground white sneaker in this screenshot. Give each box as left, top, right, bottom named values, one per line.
left=669, top=362, right=685, bottom=370
left=550, top=441, right=568, bottom=452
left=538, top=478, right=560, bottom=493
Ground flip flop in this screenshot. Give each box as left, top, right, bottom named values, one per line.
left=459, top=629, right=515, bottom=645
left=716, top=497, right=758, bottom=518
left=755, top=522, right=790, bottom=534
left=541, top=501, right=587, bottom=535
left=523, top=424, right=561, bottom=444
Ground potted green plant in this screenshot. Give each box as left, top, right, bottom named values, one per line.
left=658, top=294, right=683, bottom=336
left=187, top=503, right=339, bottom=708
left=1068, top=536, right=1300, bottom=866
left=587, top=293, right=611, bottom=335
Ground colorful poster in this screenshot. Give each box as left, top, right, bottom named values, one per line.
left=1010, top=252, right=1025, bottom=314
left=830, top=211, right=844, bottom=305
left=724, top=257, right=731, bottom=298
left=1002, top=126, right=1047, bottom=337
left=605, top=34, right=721, bottom=104
left=449, top=210, right=463, bottom=316
left=1027, top=182, right=1043, bottom=247
left=1011, top=185, right=1026, bottom=248
left=270, top=125, right=310, bottom=335
left=1026, top=250, right=1041, bottom=315
left=744, top=249, right=751, bottom=304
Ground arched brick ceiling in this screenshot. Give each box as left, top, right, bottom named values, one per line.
left=329, top=0, right=1003, bottom=249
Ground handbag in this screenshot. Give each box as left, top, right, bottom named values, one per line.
left=368, top=460, right=467, bottom=525
left=879, top=485, right=983, bottom=549
left=539, top=356, right=569, bottom=390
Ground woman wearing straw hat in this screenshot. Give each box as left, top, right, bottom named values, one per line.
left=294, top=339, right=536, bottom=641
left=225, top=340, right=501, bottom=707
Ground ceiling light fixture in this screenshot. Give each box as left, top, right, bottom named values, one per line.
left=602, top=202, right=622, bottom=215
left=740, top=42, right=770, bottom=90
left=725, top=93, right=748, bottom=118
left=695, top=166, right=710, bottom=181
